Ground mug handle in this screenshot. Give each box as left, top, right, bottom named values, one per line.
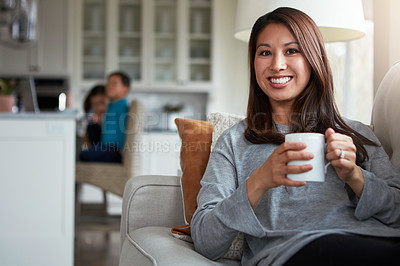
left=324, top=143, right=330, bottom=175
left=324, top=162, right=331, bottom=175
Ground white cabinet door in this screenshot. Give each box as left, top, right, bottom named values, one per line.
left=75, top=0, right=144, bottom=88
left=0, top=42, right=30, bottom=74
left=0, top=117, right=76, bottom=266
left=141, top=132, right=181, bottom=176
left=74, top=0, right=214, bottom=92
left=33, top=0, right=72, bottom=75
left=0, top=0, right=71, bottom=76
left=143, top=0, right=214, bottom=90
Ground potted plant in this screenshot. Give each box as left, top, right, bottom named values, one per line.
left=163, top=103, right=184, bottom=130
left=0, top=79, right=16, bottom=112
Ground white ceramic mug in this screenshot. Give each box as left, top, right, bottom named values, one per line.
left=285, top=133, right=330, bottom=182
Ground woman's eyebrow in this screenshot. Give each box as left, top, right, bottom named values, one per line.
left=256, top=43, right=271, bottom=49
left=284, top=41, right=299, bottom=46
left=256, top=41, right=299, bottom=49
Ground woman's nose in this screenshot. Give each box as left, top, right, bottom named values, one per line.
left=270, top=54, right=287, bottom=72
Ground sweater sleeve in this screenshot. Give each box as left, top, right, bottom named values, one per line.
left=352, top=124, right=400, bottom=227
left=191, top=133, right=266, bottom=260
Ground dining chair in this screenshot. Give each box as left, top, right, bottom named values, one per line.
left=75, top=99, right=144, bottom=215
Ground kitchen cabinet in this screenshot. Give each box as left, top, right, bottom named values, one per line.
left=0, top=0, right=72, bottom=76
left=151, top=0, right=213, bottom=88
left=0, top=113, right=76, bottom=266
left=141, top=131, right=181, bottom=176
left=79, top=0, right=108, bottom=80
left=74, top=0, right=214, bottom=92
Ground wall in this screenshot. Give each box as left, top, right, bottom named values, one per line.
left=209, top=0, right=249, bottom=116
left=373, top=0, right=400, bottom=94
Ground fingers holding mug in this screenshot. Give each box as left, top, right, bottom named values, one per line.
left=328, top=148, right=358, bottom=171
left=325, top=143, right=357, bottom=164
left=252, top=142, right=309, bottom=190
left=339, top=149, right=346, bottom=159
left=324, top=128, right=360, bottom=182
left=326, top=148, right=349, bottom=162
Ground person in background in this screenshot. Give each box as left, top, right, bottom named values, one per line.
left=82, top=84, right=108, bottom=147
left=80, top=71, right=130, bottom=163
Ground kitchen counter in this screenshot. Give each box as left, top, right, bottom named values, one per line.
left=0, top=114, right=76, bottom=266
left=0, top=111, right=77, bottom=120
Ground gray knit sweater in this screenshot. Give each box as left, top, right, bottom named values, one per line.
left=191, top=119, right=400, bottom=266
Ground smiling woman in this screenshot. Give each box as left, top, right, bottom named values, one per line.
left=190, top=7, right=400, bottom=266
left=254, top=23, right=311, bottom=118
left=244, top=7, right=368, bottom=149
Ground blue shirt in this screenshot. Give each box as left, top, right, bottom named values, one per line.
left=101, top=98, right=129, bottom=150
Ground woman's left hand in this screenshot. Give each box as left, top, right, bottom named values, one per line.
left=325, top=128, right=364, bottom=197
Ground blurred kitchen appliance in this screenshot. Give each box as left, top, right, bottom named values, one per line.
left=3, top=76, right=69, bottom=112
left=9, top=0, right=38, bottom=43
left=0, top=0, right=37, bottom=47
left=33, top=77, right=69, bottom=111
left=16, top=76, right=39, bottom=112
left=0, top=0, right=16, bottom=26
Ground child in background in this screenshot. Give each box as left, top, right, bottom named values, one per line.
left=83, top=85, right=108, bottom=147
left=80, top=71, right=130, bottom=163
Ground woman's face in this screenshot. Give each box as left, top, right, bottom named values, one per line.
left=254, top=23, right=311, bottom=111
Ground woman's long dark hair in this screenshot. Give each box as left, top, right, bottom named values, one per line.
left=245, top=7, right=377, bottom=164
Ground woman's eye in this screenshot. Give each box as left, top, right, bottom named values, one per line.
left=259, top=50, right=271, bottom=56
left=286, top=48, right=299, bottom=55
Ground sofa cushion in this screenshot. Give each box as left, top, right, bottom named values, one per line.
left=174, top=118, right=214, bottom=224
left=207, top=112, right=246, bottom=150
left=173, top=114, right=245, bottom=228
left=372, top=61, right=400, bottom=170
left=171, top=113, right=245, bottom=260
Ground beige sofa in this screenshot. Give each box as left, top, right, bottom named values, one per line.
left=119, top=174, right=240, bottom=266
left=119, top=63, right=400, bottom=265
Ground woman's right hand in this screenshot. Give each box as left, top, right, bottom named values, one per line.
left=246, top=142, right=312, bottom=208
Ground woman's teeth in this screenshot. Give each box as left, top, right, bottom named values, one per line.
left=269, top=77, right=292, bottom=84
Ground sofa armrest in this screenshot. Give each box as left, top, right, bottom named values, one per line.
left=120, top=175, right=185, bottom=249
left=119, top=227, right=241, bottom=266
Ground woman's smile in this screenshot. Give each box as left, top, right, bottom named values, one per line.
left=268, top=76, right=293, bottom=88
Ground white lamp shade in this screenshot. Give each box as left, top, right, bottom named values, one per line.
left=234, top=0, right=366, bottom=42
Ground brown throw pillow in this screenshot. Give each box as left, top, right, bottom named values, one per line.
left=171, top=114, right=245, bottom=261
left=174, top=118, right=214, bottom=225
